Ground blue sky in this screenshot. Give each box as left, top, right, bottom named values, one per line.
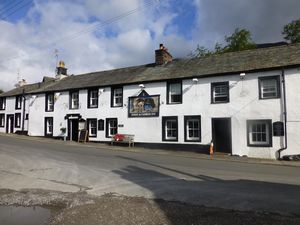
left=0, top=0, right=299, bottom=90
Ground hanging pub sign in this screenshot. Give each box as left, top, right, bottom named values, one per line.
left=273, top=121, right=284, bottom=136
left=128, top=90, right=160, bottom=117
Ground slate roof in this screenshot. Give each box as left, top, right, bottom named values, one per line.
left=1, top=43, right=300, bottom=97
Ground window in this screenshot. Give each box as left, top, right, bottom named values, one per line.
left=15, top=113, right=21, bottom=128
left=88, top=89, right=98, bottom=108
left=184, top=116, right=201, bottom=142
left=87, top=119, right=97, bottom=137
left=167, top=81, right=182, bottom=104
left=211, top=82, right=229, bottom=103
left=106, top=118, right=118, bottom=137
left=111, top=87, right=123, bottom=107
left=0, top=97, right=5, bottom=110
left=259, top=76, right=280, bottom=99
left=162, top=116, right=178, bottom=141
left=44, top=117, right=53, bottom=136
left=15, top=95, right=22, bottom=109
left=45, top=93, right=54, bottom=112
left=70, top=91, right=79, bottom=109
left=0, top=114, right=4, bottom=127
left=247, top=120, right=272, bottom=147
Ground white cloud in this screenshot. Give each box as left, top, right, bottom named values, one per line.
left=0, top=0, right=192, bottom=91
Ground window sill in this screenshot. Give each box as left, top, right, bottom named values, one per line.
left=211, top=101, right=229, bottom=104
left=247, top=143, right=272, bottom=147
left=259, top=96, right=280, bottom=100
left=185, top=139, right=201, bottom=142
left=166, top=102, right=182, bottom=105
left=162, top=139, right=178, bottom=142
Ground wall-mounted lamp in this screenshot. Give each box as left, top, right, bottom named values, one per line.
left=99, top=89, right=104, bottom=95
left=54, top=92, right=61, bottom=101
left=240, top=73, right=246, bottom=80
left=139, top=84, right=145, bottom=89
left=192, top=78, right=198, bottom=83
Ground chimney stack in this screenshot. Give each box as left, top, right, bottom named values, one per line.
left=15, top=79, right=27, bottom=88
left=55, top=60, right=68, bottom=80
left=155, top=44, right=172, bottom=65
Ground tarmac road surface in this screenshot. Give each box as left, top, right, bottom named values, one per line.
left=0, top=134, right=299, bottom=215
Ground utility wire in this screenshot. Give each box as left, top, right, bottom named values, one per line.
left=0, top=0, right=160, bottom=63
left=0, top=0, right=25, bottom=16
left=49, top=0, right=158, bottom=46
left=0, top=0, right=32, bottom=20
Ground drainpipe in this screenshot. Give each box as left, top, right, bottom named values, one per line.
left=277, top=68, right=287, bottom=160
left=21, top=89, right=26, bottom=133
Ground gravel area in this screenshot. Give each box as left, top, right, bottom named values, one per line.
left=0, top=189, right=299, bottom=225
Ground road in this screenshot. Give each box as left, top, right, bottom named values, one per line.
left=0, top=134, right=299, bottom=215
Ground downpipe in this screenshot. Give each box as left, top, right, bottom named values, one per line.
left=277, top=68, right=287, bottom=160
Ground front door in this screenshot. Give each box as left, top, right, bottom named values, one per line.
left=68, top=119, right=79, bottom=141
left=212, top=118, right=232, bottom=154
left=6, top=115, right=14, bottom=133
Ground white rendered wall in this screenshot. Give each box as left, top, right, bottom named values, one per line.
left=11, top=68, right=300, bottom=159
left=0, top=95, right=29, bottom=133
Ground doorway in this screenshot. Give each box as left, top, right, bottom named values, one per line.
left=212, top=118, right=232, bottom=154
left=68, top=119, right=79, bottom=141
left=6, top=115, right=14, bottom=134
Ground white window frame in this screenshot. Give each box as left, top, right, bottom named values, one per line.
left=0, top=114, right=4, bottom=127
left=259, top=76, right=280, bottom=99
left=0, top=97, right=5, bottom=110
left=106, top=118, right=118, bottom=137
left=15, top=113, right=21, bottom=128
left=185, top=117, right=201, bottom=141
left=88, top=119, right=97, bottom=137
left=88, top=90, right=98, bottom=108
left=16, top=96, right=22, bottom=109
left=162, top=116, right=178, bottom=141
left=167, top=82, right=182, bottom=104
left=247, top=120, right=272, bottom=147
left=45, top=118, right=53, bottom=135
left=212, top=82, right=229, bottom=103
left=112, top=87, right=123, bottom=107
left=46, top=93, right=54, bottom=111
left=70, top=91, right=79, bottom=109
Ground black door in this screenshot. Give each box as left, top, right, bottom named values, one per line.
left=6, top=115, right=14, bottom=133
left=212, top=118, right=232, bottom=154
left=68, top=119, right=79, bottom=141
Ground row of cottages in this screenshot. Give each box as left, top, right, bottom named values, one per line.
left=1, top=43, right=300, bottom=159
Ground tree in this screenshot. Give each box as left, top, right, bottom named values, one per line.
left=192, top=28, right=256, bottom=58
left=0, top=89, right=3, bottom=94
left=223, top=28, right=256, bottom=53
left=282, top=18, right=300, bottom=43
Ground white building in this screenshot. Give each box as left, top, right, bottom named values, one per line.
left=1, top=43, right=300, bottom=159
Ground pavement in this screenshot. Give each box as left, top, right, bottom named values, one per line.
left=0, top=133, right=300, bottom=216
left=1, top=133, right=299, bottom=167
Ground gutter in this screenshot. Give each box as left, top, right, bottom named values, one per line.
left=277, top=68, right=288, bottom=159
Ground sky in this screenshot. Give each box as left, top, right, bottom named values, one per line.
left=0, top=0, right=299, bottom=91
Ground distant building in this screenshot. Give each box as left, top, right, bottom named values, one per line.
left=1, top=43, right=300, bottom=159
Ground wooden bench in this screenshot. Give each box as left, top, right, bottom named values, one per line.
left=111, top=134, right=135, bottom=147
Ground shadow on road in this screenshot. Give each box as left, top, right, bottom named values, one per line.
left=112, top=156, right=300, bottom=224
